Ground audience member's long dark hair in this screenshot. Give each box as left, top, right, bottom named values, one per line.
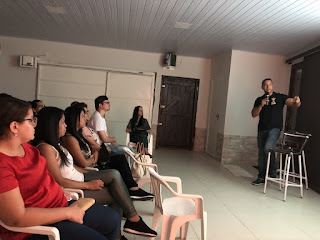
left=130, top=106, right=143, bottom=129
left=29, top=99, right=41, bottom=109
left=33, top=107, right=68, bottom=166
left=64, top=106, right=92, bottom=152
left=70, top=101, right=88, bottom=109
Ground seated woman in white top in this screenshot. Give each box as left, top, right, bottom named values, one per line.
left=33, top=107, right=157, bottom=239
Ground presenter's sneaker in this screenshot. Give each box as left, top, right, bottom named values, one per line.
left=123, top=217, right=157, bottom=237
left=129, top=188, right=154, bottom=201
left=252, top=178, right=265, bottom=185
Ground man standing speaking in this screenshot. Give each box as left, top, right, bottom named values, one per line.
left=251, top=78, right=301, bottom=185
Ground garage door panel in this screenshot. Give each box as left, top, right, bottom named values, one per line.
left=106, top=98, right=151, bottom=123
left=39, top=81, right=104, bottom=100
left=107, top=73, right=153, bottom=100
left=39, top=65, right=106, bottom=86
left=105, top=121, right=127, bottom=145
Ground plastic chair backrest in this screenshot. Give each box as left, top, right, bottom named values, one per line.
left=123, top=147, right=157, bottom=170
left=281, top=132, right=311, bottom=154
left=0, top=221, right=60, bottom=240
left=0, top=188, right=84, bottom=240
left=125, top=133, right=153, bottom=155
left=148, top=168, right=182, bottom=214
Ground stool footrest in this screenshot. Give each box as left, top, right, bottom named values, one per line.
left=265, top=177, right=302, bottom=187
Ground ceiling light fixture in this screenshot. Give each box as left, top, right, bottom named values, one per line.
left=45, top=5, right=66, bottom=14
left=174, top=22, right=193, bottom=30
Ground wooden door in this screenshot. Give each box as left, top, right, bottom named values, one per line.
left=156, top=76, right=199, bottom=150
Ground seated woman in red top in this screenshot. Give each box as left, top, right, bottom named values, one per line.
left=0, top=96, right=120, bottom=240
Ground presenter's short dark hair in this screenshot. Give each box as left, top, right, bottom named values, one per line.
left=262, top=78, right=272, bottom=85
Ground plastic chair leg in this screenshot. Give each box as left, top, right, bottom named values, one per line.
left=180, top=222, right=189, bottom=239
left=167, top=217, right=188, bottom=240
left=160, top=215, right=171, bottom=240
left=201, top=212, right=207, bottom=240
left=152, top=207, right=162, bottom=237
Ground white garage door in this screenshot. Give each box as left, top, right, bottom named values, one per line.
left=37, top=64, right=155, bottom=145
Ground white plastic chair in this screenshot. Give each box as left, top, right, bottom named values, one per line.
left=0, top=221, right=60, bottom=240
left=0, top=188, right=83, bottom=240
left=64, top=188, right=84, bottom=199
left=148, top=168, right=207, bottom=240
left=84, top=166, right=99, bottom=172
left=123, top=147, right=158, bottom=189
left=126, top=133, right=153, bottom=155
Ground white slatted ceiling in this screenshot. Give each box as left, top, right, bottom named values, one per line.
left=1, top=0, right=320, bottom=57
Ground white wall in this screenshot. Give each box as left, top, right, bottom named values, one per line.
left=0, top=36, right=211, bottom=128
left=224, top=50, right=290, bottom=136
left=206, top=51, right=232, bottom=156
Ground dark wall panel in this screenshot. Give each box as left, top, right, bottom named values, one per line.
left=296, top=51, right=320, bottom=192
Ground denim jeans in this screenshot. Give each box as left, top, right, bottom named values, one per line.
left=257, top=128, right=281, bottom=179
left=26, top=203, right=120, bottom=240
left=108, top=144, right=132, bottom=156
left=109, top=144, right=134, bottom=164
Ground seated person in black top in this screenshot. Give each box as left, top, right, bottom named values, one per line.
left=126, top=106, right=152, bottom=157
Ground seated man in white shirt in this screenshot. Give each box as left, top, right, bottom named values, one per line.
left=88, top=96, right=131, bottom=156
left=89, top=96, right=153, bottom=200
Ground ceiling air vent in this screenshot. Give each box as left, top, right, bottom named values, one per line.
left=174, top=22, right=192, bottom=30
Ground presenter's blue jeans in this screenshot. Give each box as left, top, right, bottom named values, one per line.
left=257, top=128, right=281, bottom=179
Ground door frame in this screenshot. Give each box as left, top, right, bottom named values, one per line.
left=156, top=75, right=199, bottom=150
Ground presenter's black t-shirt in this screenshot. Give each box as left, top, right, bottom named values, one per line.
left=254, top=92, right=289, bottom=131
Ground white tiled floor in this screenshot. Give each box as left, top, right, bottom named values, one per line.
left=123, top=149, right=320, bottom=240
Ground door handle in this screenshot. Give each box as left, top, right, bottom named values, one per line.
left=159, top=122, right=163, bottom=126
left=160, top=105, right=166, bottom=109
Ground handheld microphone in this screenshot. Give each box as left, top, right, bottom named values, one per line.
left=266, top=92, right=270, bottom=105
